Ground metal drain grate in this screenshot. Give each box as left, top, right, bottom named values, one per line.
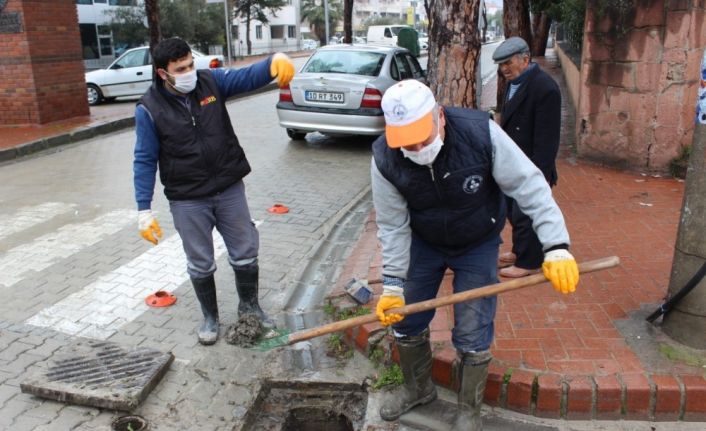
left=21, top=340, right=174, bottom=411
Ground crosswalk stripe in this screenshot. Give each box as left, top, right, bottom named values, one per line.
left=26, top=233, right=227, bottom=339
left=0, top=209, right=133, bottom=287
left=0, top=202, right=77, bottom=240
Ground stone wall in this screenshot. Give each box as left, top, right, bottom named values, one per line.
left=0, top=0, right=88, bottom=126
left=577, top=0, right=705, bottom=171
left=555, top=42, right=581, bottom=115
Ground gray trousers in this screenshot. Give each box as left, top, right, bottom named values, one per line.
left=169, top=181, right=258, bottom=279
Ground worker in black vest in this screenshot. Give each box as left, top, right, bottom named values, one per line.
left=493, top=37, right=563, bottom=278
left=133, top=37, right=294, bottom=345
left=372, top=80, right=578, bottom=430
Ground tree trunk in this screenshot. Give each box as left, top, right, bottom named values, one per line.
left=343, top=0, right=353, bottom=44
left=144, top=0, right=161, bottom=54
left=496, top=0, right=531, bottom=113
left=246, top=11, right=252, bottom=55
left=530, top=12, right=552, bottom=57
left=426, top=0, right=482, bottom=108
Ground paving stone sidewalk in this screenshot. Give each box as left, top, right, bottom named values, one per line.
left=331, top=49, right=706, bottom=422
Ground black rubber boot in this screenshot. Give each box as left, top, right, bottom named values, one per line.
left=451, top=350, right=491, bottom=431
left=379, top=329, right=437, bottom=421
left=191, top=275, right=219, bottom=345
left=233, top=263, right=275, bottom=329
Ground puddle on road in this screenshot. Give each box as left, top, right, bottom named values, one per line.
left=239, top=380, right=367, bottom=431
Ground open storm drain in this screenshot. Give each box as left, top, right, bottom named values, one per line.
left=240, top=380, right=368, bottom=431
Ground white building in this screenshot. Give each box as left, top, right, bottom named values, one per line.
left=75, top=0, right=141, bottom=70
left=231, top=0, right=302, bottom=56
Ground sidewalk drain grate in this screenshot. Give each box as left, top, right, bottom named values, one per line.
left=240, top=380, right=367, bottom=431
left=21, top=339, right=174, bottom=411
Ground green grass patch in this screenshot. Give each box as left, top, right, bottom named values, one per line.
left=372, top=364, right=404, bottom=390
left=659, top=343, right=706, bottom=367
left=326, top=333, right=353, bottom=360
left=503, top=368, right=514, bottom=384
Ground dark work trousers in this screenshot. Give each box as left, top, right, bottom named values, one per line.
left=169, top=180, right=259, bottom=279
left=506, top=196, right=544, bottom=270
left=392, top=234, right=500, bottom=353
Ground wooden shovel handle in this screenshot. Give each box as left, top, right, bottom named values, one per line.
left=287, top=255, right=620, bottom=345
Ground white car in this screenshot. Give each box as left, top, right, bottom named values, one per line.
left=302, top=39, right=318, bottom=50
left=85, top=46, right=223, bottom=106
left=276, top=45, right=426, bottom=140
left=418, top=36, right=429, bottom=50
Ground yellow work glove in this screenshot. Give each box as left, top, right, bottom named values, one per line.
left=376, top=284, right=405, bottom=326
left=542, top=249, right=579, bottom=294
left=270, top=52, right=295, bottom=87
left=138, top=210, right=162, bottom=245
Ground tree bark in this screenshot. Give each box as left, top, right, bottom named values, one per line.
left=343, top=0, right=353, bottom=44
left=496, top=0, right=532, bottom=113
left=246, top=11, right=252, bottom=55
left=144, top=0, right=161, bottom=54
left=426, top=0, right=482, bottom=108
left=530, top=11, right=552, bottom=57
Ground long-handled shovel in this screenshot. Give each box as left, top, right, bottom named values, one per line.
left=254, top=256, right=620, bottom=351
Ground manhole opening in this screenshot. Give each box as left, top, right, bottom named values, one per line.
left=111, top=415, right=148, bottom=431
left=283, top=407, right=353, bottom=431
left=240, top=380, right=367, bottom=430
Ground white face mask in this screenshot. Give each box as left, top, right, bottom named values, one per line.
left=401, top=133, right=444, bottom=165
left=165, top=69, right=197, bottom=94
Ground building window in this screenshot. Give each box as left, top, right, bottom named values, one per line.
left=100, top=37, right=113, bottom=56
left=256, top=25, right=262, bottom=39
left=76, top=0, right=93, bottom=4
left=271, top=25, right=284, bottom=39
left=288, top=25, right=296, bottom=38
left=79, top=24, right=99, bottom=59
left=232, top=25, right=239, bottom=39
left=109, top=0, right=136, bottom=5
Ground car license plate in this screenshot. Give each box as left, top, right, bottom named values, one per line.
left=305, top=91, right=344, bottom=103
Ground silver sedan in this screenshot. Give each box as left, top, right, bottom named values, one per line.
left=276, top=45, right=426, bottom=140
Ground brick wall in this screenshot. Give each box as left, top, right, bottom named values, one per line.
left=0, top=0, right=88, bottom=126
left=576, top=0, right=706, bottom=172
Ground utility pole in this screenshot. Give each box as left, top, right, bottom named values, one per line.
left=224, top=0, right=232, bottom=65
left=662, top=48, right=706, bottom=349
left=324, top=0, right=330, bottom=45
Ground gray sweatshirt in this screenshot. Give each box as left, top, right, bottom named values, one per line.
left=372, top=119, right=570, bottom=280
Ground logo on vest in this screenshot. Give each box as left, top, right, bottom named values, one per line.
left=462, top=175, right=483, bottom=194
left=200, top=95, right=217, bottom=106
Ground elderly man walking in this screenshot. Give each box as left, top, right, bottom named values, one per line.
left=493, top=37, right=563, bottom=278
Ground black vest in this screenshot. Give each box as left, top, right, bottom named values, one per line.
left=139, top=70, right=250, bottom=201
left=373, top=107, right=506, bottom=254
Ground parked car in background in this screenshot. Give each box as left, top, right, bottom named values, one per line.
left=302, top=39, right=318, bottom=50
left=85, top=46, right=223, bottom=106
left=354, top=36, right=367, bottom=44
left=418, top=36, right=429, bottom=50
left=276, top=45, right=426, bottom=140
left=366, top=25, right=411, bottom=46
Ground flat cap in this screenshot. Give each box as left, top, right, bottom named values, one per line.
left=492, top=37, right=530, bottom=63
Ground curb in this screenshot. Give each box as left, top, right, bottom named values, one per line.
left=0, top=82, right=278, bottom=164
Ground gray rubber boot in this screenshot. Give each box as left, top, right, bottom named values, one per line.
left=191, top=275, right=219, bottom=345
left=379, top=330, right=437, bottom=421
left=451, top=350, right=491, bottom=431
left=233, top=263, right=275, bottom=329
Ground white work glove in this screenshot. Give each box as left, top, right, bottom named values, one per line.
left=376, top=276, right=405, bottom=326
left=138, top=210, right=162, bottom=245
left=543, top=249, right=579, bottom=294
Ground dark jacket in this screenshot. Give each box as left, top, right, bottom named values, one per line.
left=372, top=107, right=505, bottom=255
left=501, top=63, right=561, bottom=185
left=139, top=70, right=250, bottom=200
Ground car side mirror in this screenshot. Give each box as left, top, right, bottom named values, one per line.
left=111, top=64, right=123, bottom=70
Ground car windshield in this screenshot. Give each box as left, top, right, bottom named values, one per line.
left=303, top=50, right=386, bottom=76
